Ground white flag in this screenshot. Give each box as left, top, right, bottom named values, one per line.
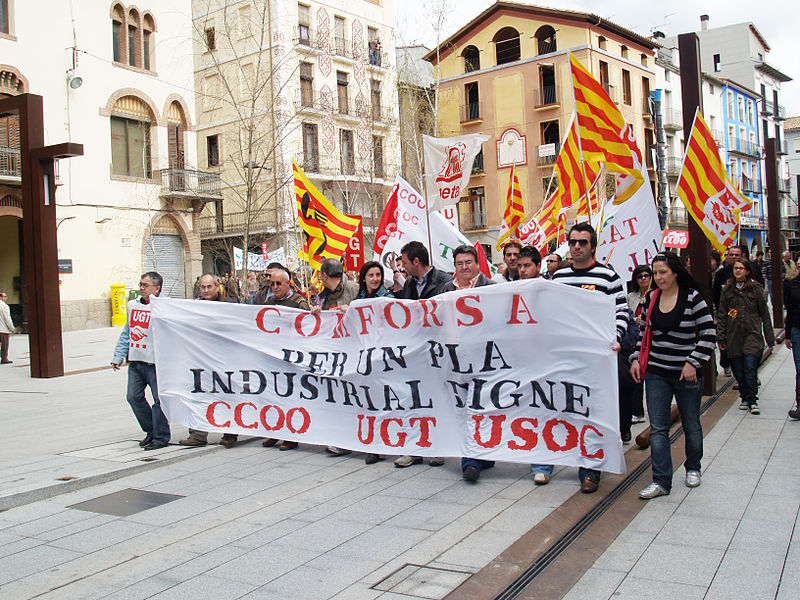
left=423, top=134, right=489, bottom=212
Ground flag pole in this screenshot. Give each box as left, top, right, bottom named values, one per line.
left=421, top=139, right=434, bottom=260
left=569, top=53, right=593, bottom=221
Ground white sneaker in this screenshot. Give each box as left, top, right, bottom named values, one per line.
left=724, top=367, right=732, bottom=377
left=533, top=473, right=550, bottom=485
left=394, top=455, right=423, bottom=468
left=325, top=446, right=351, bottom=455
left=685, top=470, right=701, bottom=487
left=739, top=399, right=749, bottom=410
left=639, top=482, right=669, bottom=499
left=750, top=405, right=760, bottom=415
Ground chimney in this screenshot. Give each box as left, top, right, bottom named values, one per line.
left=700, top=14, right=709, bottom=31
left=652, top=30, right=666, bottom=39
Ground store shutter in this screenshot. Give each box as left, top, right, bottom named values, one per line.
left=145, top=234, right=186, bottom=298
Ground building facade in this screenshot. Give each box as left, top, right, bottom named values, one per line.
left=192, top=0, right=400, bottom=267
left=0, top=1, right=213, bottom=331
left=424, top=2, right=657, bottom=259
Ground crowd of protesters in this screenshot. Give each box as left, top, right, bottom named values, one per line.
left=112, top=226, right=800, bottom=499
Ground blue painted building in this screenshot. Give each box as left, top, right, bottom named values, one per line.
left=720, top=79, right=765, bottom=249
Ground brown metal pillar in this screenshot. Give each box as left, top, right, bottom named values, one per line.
left=765, top=138, right=784, bottom=328
left=0, top=94, right=82, bottom=378
left=678, top=33, right=715, bottom=395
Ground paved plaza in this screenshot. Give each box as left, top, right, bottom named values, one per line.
left=0, top=328, right=797, bottom=599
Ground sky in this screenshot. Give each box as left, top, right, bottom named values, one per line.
left=396, top=0, right=800, bottom=116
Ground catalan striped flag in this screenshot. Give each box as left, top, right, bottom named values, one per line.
left=676, top=110, right=753, bottom=252
left=293, top=161, right=361, bottom=270
left=496, top=162, right=525, bottom=251
left=576, top=183, right=600, bottom=219
left=550, top=115, right=601, bottom=220
left=570, top=53, right=644, bottom=205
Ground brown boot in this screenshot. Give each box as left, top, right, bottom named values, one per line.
left=219, top=434, right=238, bottom=448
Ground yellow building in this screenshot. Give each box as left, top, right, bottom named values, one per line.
left=425, top=2, right=658, bottom=258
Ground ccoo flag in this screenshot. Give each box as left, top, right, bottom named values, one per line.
left=676, top=110, right=753, bottom=252
left=293, top=161, right=361, bottom=270
left=496, top=162, right=525, bottom=251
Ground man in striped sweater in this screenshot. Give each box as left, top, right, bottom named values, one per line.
left=532, top=222, right=627, bottom=493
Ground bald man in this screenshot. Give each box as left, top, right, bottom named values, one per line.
left=179, top=274, right=240, bottom=448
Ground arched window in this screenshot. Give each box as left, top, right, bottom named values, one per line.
left=127, top=9, right=141, bottom=67
left=641, top=53, right=648, bottom=67
left=621, top=45, right=629, bottom=59
left=534, top=25, right=556, bottom=55
left=463, top=45, right=480, bottom=73
left=142, top=13, right=156, bottom=71
left=597, top=36, right=607, bottom=50
left=167, top=101, right=186, bottom=176
left=493, top=27, right=520, bottom=65
left=110, top=95, right=153, bottom=178
left=111, top=3, right=126, bottom=63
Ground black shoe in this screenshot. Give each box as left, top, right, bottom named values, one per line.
left=0, top=360, right=11, bottom=364
left=463, top=465, right=480, bottom=482
left=138, top=433, right=154, bottom=447
left=144, top=441, right=169, bottom=451
left=621, top=431, right=631, bottom=444
left=365, top=453, right=384, bottom=465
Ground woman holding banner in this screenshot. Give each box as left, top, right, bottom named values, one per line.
left=630, top=252, right=716, bottom=499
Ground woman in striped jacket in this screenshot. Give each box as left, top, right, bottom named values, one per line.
left=629, top=252, right=716, bottom=500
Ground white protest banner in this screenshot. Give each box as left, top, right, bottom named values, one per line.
left=234, top=246, right=269, bottom=271
left=150, top=279, right=624, bottom=473
left=593, top=164, right=662, bottom=280
left=373, top=177, right=475, bottom=275
left=423, top=133, right=489, bottom=212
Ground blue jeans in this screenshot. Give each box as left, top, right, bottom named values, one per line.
left=791, top=329, right=800, bottom=394
left=127, top=361, right=171, bottom=444
left=729, top=354, right=760, bottom=407
left=645, top=372, right=703, bottom=491
left=528, top=464, right=599, bottom=482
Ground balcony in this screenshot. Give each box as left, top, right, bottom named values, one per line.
left=299, top=152, right=320, bottom=173
left=333, top=37, right=352, bottom=59
left=536, top=141, right=560, bottom=166
left=537, top=39, right=557, bottom=55
left=668, top=201, right=689, bottom=225
left=460, top=210, right=487, bottom=231
left=665, top=156, right=682, bottom=176
left=370, top=106, right=398, bottom=125
left=294, top=27, right=321, bottom=50
left=471, top=152, right=484, bottom=174
left=729, top=137, right=759, bottom=158
left=0, top=145, right=21, bottom=182
left=711, top=129, right=724, bottom=147
left=778, top=140, right=789, bottom=155
left=762, top=99, right=787, bottom=120
left=367, top=50, right=391, bottom=70
left=196, top=209, right=276, bottom=239
left=779, top=177, right=792, bottom=193
left=295, top=90, right=326, bottom=112
left=159, top=168, right=222, bottom=201
left=460, top=102, right=482, bottom=123
left=534, top=85, right=558, bottom=108
left=663, top=109, right=683, bottom=130
left=601, top=83, right=620, bottom=104
left=741, top=179, right=762, bottom=195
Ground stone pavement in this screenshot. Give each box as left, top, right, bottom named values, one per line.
left=0, top=327, right=797, bottom=599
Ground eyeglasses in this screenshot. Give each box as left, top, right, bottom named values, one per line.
left=568, top=239, right=590, bottom=247
left=546, top=258, right=559, bottom=263
left=637, top=273, right=651, bottom=279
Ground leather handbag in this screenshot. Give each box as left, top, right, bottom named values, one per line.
left=638, top=289, right=661, bottom=377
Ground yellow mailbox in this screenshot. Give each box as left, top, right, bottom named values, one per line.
left=111, top=283, right=127, bottom=327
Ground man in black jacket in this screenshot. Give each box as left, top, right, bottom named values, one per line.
left=394, top=241, right=450, bottom=468
left=784, top=276, right=800, bottom=419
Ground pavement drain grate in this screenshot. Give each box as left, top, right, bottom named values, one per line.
left=68, top=488, right=184, bottom=516
left=372, top=564, right=473, bottom=599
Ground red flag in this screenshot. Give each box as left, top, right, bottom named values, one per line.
left=373, top=183, right=399, bottom=254
left=474, top=242, right=492, bottom=278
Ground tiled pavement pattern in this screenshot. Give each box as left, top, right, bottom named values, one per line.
left=0, top=328, right=798, bottom=599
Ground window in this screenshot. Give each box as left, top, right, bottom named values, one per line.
left=128, top=23, right=138, bottom=66
left=142, top=14, right=155, bottom=71
left=462, top=187, right=486, bottom=230
left=207, top=135, right=219, bottom=167
left=238, top=4, right=251, bottom=39
left=622, top=69, right=631, bottom=105
left=728, top=125, right=735, bottom=150
left=300, top=62, right=313, bottom=107
left=472, top=148, right=484, bottom=174
left=298, top=4, right=310, bottom=45
left=240, top=63, right=253, bottom=99
left=750, top=132, right=757, bottom=156
left=727, top=91, right=734, bottom=118
left=642, top=77, right=651, bottom=112
left=334, top=16, right=346, bottom=56
left=372, top=135, right=383, bottom=178
left=0, top=0, right=8, bottom=34
left=599, top=61, right=609, bottom=92
left=540, top=119, right=560, bottom=146
left=112, top=4, right=124, bottom=62
left=205, top=27, right=216, bottom=51
left=302, top=123, right=318, bottom=171
left=368, top=28, right=382, bottom=66
left=494, top=27, right=521, bottom=64
left=542, top=177, right=557, bottom=199
left=739, top=126, right=746, bottom=152
left=534, top=25, right=556, bottom=56
left=340, top=129, right=354, bottom=174
left=370, top=79, right=381, bottom=121
left=713, top=53, right=721, bottom=72
left=641, top=53, right=648, bottom=67
left=337, top=70, right=348, bottom=114
left=465, top=82, right=479, bottom=120
left=737, top=96, right=744, bottom=122
left=621, top=45, right=629, bottom=59
left=203, top=74, right=219, bottom=111
left=463, top=45, right=480, bottom=73
left=773, top=89, right=780, bottom=117
left=111, top=115, right=151, bottom=178
left=538, top=64, right=556, bottom=105
left=597, top=36, right=607, bottom=50
left=748, top=101, right=754, bottom=126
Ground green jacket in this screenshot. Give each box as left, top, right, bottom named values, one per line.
left=716, top=280, right=774, bottom=357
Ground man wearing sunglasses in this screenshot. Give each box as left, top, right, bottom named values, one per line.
left=531, top=222, right=627, bottom=493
